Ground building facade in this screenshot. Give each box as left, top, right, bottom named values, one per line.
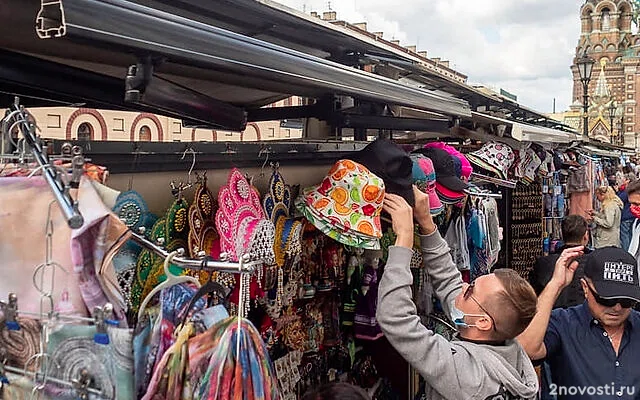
left=565, top=0, right=640, bottom=147
left=27, top=98, right=304, bottom=143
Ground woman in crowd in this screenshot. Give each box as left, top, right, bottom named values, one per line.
left=590, top=186, right=623, bottom=248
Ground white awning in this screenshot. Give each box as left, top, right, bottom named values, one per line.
left=470, top=112, right=579, bottom=144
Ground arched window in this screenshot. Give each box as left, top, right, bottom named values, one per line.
left=602, top=8, right=611, bottom=31
left=77, top=122, right=93, bottom=141
left=139, top=125, right=151, bottom=141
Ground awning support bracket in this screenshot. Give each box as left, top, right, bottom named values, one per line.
left=36, top=0, right=66, bottom=39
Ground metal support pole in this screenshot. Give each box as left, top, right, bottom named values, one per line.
left=5, top=98, right=83, bottom=228
left=582, top=81, right=589, bottom=140
left=610, top=114, right=615, bottom=144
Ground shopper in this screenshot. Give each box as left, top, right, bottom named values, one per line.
left=377, top=187, right=539, bottom=400
left=625, top=179, right=640, bottom=262
left=518, top=246, right=640, bottom=399
left=529, top=215, right=590, bottom=309
left=589, top=186, right=622, bottom=248
left=618, top=173, right=637, bottom=251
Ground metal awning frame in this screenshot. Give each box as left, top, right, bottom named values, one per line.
left=469, top=112, right=580, bottom=144
left=35, top=0, right=471, bottom=119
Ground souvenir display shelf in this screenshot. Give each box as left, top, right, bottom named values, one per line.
left=542, top=172, right=568, bottom=255
left=508, top=181, right=544, bottom=278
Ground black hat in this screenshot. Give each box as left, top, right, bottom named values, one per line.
left=351, top=138, right=415, bottom=206
left=585, top=247, right=640, bottom=302
left=413, top=147, right=469, bottom=192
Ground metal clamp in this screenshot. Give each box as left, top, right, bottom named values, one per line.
left=1, top=293, right=20, bottom=331
left=93, top=304, right=118, bottom=345
left=71, top=369, right=93, bottom=400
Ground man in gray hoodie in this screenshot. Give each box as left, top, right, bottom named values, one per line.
left=377, top=188, right=561, bottom=400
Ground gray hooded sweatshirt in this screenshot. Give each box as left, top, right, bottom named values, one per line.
left=377, top=230, right=538, bottom=400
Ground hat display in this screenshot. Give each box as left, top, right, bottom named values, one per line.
left=351, top=138, right=414, bottom=206
left=113, top=190, right=157, bottom=231
left=296, top=159, right=385, bottom=250
left=424, top=142, right=473, bottom=181
left=466, top=142, right=515, bottom=180
left=215, top=168, right=275, bottom=265
left=187, top=173, right=219, bottom=260
left=413, top=147, right=468, bottom=200
left=263, top=166, right=303, bottom=267
left=112, top=190, right=159, bottom=308
left=409, top=154, right=444, bottom=215
left=585, top=247, right=640, bottom=303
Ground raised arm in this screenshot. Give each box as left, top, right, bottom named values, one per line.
left=413, top=187, right=463, bottom=315
left=376, top=193, right=479, bottom=399
left=517, top=246, right=583, bottom=360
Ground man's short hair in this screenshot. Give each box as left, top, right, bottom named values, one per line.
left=627, top=179, right=640, bottom=196
left=561, top=215, right=588, bottom=244
left=302, top=383, right=370, bottom=400
left=487, top=269, right=538, bottom=341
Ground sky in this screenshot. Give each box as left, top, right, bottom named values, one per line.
left=274, top=0, right=586, bottom=113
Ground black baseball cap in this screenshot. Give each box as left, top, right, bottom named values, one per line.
left=351, top=138, right=415, bottom=206
left=413, top=147, right=469, bottom=192
left=584, top=247, right=640, bottom=302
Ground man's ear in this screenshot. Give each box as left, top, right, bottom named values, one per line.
left=476, top=316, right=493, bottom=333
left=580, top=278, right=588, bottom=298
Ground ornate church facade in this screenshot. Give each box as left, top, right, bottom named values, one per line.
left=562, top=0, right=640, bottom=147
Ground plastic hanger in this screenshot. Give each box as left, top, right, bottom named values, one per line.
left=177, top=256, right=229, bottom=330
left=137, top=249, right=201, bottom=321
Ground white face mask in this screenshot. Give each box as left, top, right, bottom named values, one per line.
left=450, top=300, right=486, bottom=329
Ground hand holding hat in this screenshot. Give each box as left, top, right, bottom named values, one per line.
left=382, top=193, right=414, bottom=249
left=412, top=186, right=437, bottom=235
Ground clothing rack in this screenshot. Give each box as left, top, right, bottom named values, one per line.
left=464, top=188, right=503, bottom=200
left=2, top=365, right=105, bottom=399
left=130, top=232, right=260, bottom=274
left=469, top=172, right=517, bottom=189
left=2, top=97, right=84, bottom=228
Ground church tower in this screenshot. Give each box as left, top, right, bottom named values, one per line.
left=571, top=0, right=640, bottom=145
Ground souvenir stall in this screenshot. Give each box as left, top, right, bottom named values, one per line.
left=0, top=2, right=596, bottom=399
left=2, top=97, right=555, bottom=399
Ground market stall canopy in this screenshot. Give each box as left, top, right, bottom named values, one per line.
left=0, top=0, right=470, bottom=132
left=469, top=112, right=580, bottom=144
left=579, top=144, right=623, bottom=158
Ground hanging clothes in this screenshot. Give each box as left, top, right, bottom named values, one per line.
left=444, top=213, right=469, bottom=271
left=0, top=177, right=87, bottom=317
left=72, top=177, right=130, bottom=323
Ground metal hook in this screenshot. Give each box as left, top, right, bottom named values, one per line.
left=180, top=147, right=197, bottom=185
left=259, top=147, right=270, bottom=172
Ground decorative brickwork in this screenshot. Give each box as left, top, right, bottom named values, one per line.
left=130, top=113, right=163, bottom=141
left=65, top=108, right=108, bottom=140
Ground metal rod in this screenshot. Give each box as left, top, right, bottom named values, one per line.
left=3, top=365, right=107, bottom=398
left=130, top=232, right=258, bottom=274
left=16, top=310, right=95, bottom=323
left=6, top=99, right=83, bottom=229
left=469, top=172, right=517, bottom=189
left=464, top=189, right=503, bottom=200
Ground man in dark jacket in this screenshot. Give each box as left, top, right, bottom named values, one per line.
left=529, top=215, right=590, bottom=309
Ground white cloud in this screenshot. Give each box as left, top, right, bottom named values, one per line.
left=275, top=0, right=584, bottom=112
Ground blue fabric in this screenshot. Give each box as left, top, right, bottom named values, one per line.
left=621, top=219, right=635, bottom=252
left=618, top=190, right=634, bottom=221
left=544, top=303, right=640, bottom=399
left=540, top=361, right=557, bottom=400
